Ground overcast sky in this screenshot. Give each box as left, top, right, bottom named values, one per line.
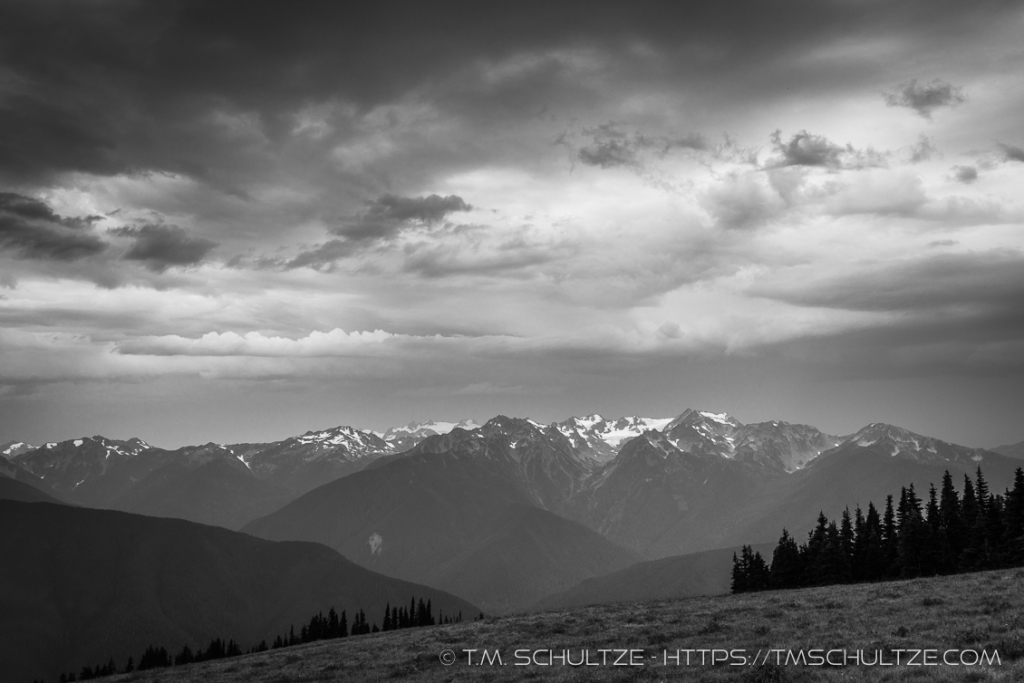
left=1, top=0, right=1023, bottom=449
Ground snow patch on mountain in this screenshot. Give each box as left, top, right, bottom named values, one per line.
left=1, top=441, right=36, bottom=458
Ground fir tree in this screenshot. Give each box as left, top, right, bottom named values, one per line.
left=881, top=495, right=899, bottom=578
left=769, top=529, right=802, bottom=589
left=960, top=475, right=981, bottom=570
left=897, top=484, right=926, bottom=578
left=175, top=644, right=194, bottom=666
left=731, top=551, right=746, bottom=593
left=923, top=483, right=945, bottom=574
left=1006, top=468, right=1024, bottom=563
left=839, top=508, right=855, bottom=567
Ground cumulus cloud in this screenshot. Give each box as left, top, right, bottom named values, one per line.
left=109, top=224, right=218, bottom=271
left=952, top=165, right=978, bottom=183
left=767, top=130, right=887, bottom=171
left=0, top=192, right=108, bottom=261
left=883, top=78, right=966, bottom=118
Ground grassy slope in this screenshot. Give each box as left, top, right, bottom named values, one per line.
left=103, top=568, right=1023, bottom=683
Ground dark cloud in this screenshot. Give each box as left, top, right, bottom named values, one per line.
left=999, top=143, right=1024, bottom=163
left=575, top=123, right=710, bottom=170
left=883, top=79, right=966, bottom=119
left=281, top=193, right=472, bottom=270
left=756, top=250, right=1024, bottom=314
left=0, top=192, right=108, bottom=261
left=0, top=0, right=1015, bottom=191
left=767, top=130, right=887, bottom=171
left=952, top=165, right=978, bottom=183
left=332, top=193, right=472, bottom=242
left=110, top=224, right=218, bottom=271
left=577, top=139, right=642, bottom=169
left=284, top=240, right=357, bottom=271
left=401, top=243, right=559, bottom=279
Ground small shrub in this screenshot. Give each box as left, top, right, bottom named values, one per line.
left=892, top=626, right=910, bottom=637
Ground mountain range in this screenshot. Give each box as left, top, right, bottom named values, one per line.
left=4, top=410, right=1022, bottom=617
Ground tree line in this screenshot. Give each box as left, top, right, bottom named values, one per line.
left=51, top=595, right=464, bottom=682
left=732, top=466, right=1024, bottom=593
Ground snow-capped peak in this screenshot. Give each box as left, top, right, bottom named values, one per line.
left=836, top=422, right=989, bottom=466
left=383, top=419, right=480, bottom=439
left=699, top=411, right=732, bottom=425
left=1, top=441, right=36, bottom=458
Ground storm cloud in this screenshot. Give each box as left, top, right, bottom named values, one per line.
left=110, top=224, right=218, bottom=271
left=1, top=1, right=1023, bottom=449
left=332, top=193, right=472, bottom=242
left=0, top=192, right=108, bottom=261
left=883, top=79, right=967, bottom=118
left=999, top=143, right=1024, bottom=163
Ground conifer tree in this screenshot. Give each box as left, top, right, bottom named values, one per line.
left=1006, top=468, right=1024, bottom=563
left=939, top=470, right=963, bottom=568
left=897, top=484, right=925, bottom=578
left=881, top=495, right=899, bottom=577
left=923, top=483, right=945, bottom=574
left=750, top=550, right=770, bottom=590
left=175, top=644, right=194, bottom=665
left=769, top=529, right=802, bottom=589
left=960, top=475, right=981, bottom=570
left=730, top=551, right=746, bottom=593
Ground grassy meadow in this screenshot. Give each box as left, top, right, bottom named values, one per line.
left=99, top=567, right=1024, bottom=683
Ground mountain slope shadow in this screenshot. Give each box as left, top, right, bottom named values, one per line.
left=0, top=500, right=478, bottom=683
left=243, top=432, right=640, bottom=613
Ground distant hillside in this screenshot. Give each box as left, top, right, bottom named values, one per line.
left=0, top=501, right=478, bottom=683
left=0, top=475, right=64, bottom=504
left=993, top=440, right=1024, bottom=460
left=243, top=430, right=640, bottom=613
left=534, top=542, right=776, bottom=611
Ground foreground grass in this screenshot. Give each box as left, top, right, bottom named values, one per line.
left=105, top=568, right=1024, bottom=682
